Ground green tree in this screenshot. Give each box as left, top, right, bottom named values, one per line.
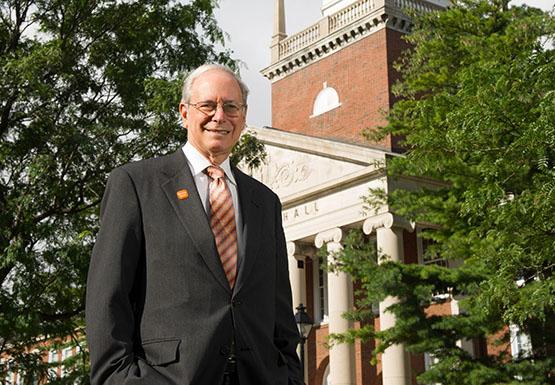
left=332, top=0, right=555, bottom=384
left=0, top=0, right=262, bottom=383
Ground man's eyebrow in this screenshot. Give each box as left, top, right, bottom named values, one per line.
left=195, top=99, right=239, bottom=103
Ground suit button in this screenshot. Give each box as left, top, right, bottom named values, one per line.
left=232, top=299, right=241, bottom=306
left=219, top=345, right=231, bottom=356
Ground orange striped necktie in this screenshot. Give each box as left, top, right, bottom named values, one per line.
left=205, top=165, right=238, bottom=288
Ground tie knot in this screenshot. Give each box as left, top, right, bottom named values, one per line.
left=206, top=165, right=225, bottom=180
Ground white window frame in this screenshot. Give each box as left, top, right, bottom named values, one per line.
left=14, top=371, right=22, bottom=385
left=5, top=369, right=14, bottom=385
left=48, top=349, right=59, bottom=378
left=61, top=346, right=73, bottom=377
left=509, top=324, right=532, bottom=358
left=310, top=82, right=341, bottom=117
left=313, top=257, right=329, bottom=324
left=417, top=227, right=449, bottom=267
left=423, top=353, right=441, bottom=385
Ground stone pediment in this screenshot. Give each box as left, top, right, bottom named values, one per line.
left=241, top=127, right=393, bottom=242
left=242, top=127, right=391, bottom=241
left=244, top=127, right=388, bottom=199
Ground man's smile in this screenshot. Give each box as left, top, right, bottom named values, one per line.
left=204, top=127, right=232, bottom=135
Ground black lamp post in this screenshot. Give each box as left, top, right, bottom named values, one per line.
left=294, top=303, right=314, bottom=375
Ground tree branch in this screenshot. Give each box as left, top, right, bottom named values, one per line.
left=38, top=304, right=84, bottom=323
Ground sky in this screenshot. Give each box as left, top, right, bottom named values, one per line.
left=214, top=0, right=554, bottom=129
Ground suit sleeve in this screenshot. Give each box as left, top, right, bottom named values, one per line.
left=85, top=168, right=165, bottom=385
left=273, top=198, right=305, bottom=385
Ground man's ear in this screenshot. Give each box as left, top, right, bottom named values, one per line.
left=179, top=102, right=188, bottom=128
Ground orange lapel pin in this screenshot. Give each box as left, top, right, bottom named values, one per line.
left=176, top=189, right=189, bottom=200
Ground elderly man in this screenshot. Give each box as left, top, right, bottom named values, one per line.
left=86, top=64, right=304, bottom=385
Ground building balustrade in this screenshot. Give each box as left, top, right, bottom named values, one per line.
left=272, top=0, right=443, bottom=64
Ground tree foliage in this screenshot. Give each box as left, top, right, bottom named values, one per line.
left=333, top=0, right=555, bottom=383
left=0, top=0, right=262, bottom=383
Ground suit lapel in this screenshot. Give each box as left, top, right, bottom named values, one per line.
left=233, top=167, right=263, bottom=295
left=160, top=150, right=231, bottom=293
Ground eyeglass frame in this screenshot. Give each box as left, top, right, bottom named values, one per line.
left=187, top=100, right=247, bottom=118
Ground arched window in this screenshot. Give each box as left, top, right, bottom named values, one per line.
left=312, top=82, right=341, bottom=117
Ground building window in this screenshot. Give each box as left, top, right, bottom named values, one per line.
left=423, top=353, right=441, bottom=385
left=5, top=370, right=14, bottom=385
left=417, top=229, right=448, bottom=267
left=509, top=324, right=532, bottom=358
left=313, top=257, right=329, bottom=323
left=61, top=346, right=74, bottom=377
left=311, top=82, right=341, bottom=117
left=48, top=350, right=59, bottom=379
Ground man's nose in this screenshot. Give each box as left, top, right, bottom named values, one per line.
left=211, top=104, right=227, bottom=121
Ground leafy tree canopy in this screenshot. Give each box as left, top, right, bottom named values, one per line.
left=0, top=0, right=262, bottom=383
left=333, top=0, right=555, bottom=384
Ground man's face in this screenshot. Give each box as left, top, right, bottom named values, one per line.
left=179, top=69, right=246, bottom=164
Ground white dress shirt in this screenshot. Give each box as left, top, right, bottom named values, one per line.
left=182, top=142, right=243, bottom=251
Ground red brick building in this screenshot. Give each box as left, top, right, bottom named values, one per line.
left=248, top=1, right=526, bottom=385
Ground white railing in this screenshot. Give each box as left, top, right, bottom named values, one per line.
left=279, top=23, right=320, bottom=58
left=392, top=0, right=442, bottom=13
left=277, top=0, right=442, bottom=60
left=329, top=0, right=375, bottom=32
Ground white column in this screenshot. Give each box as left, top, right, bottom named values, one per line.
left=363, top=213, right=415, bottom=385
left=287, top=241, right=311, bottom=383
left=315, top=228, right=355, bottom=385
left=286, top=242, right=309, bottom=311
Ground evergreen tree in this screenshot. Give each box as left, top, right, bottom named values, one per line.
left=332, top=1, right=555, bottom=383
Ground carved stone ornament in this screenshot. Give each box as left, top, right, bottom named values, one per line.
left=270, top=159, right=312, bottom=189
left=287, top=241, right=315, bottom=259
left=314, top=227, right=343, bottom=248
left=362, top=213, right=415, bottom=235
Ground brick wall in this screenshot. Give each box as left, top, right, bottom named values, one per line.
left=271, top=28, right=409, bottom=150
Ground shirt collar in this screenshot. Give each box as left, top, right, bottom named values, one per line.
left=182, top=142, right=237, bottom=186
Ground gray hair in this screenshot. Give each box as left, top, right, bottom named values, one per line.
left=181, top=64, right=249, bottom=105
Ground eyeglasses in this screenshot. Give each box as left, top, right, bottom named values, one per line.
left=188, top=101, right=246, bottom=118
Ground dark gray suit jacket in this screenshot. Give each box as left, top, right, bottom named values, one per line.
left=85, top=149, right=303, bottom=385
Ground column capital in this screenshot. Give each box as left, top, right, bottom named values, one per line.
left=362, top=213, right=415, bottom=235
left=286, top=241, right=315, bottom=259
left=314, top=227, right=343, bottom=248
